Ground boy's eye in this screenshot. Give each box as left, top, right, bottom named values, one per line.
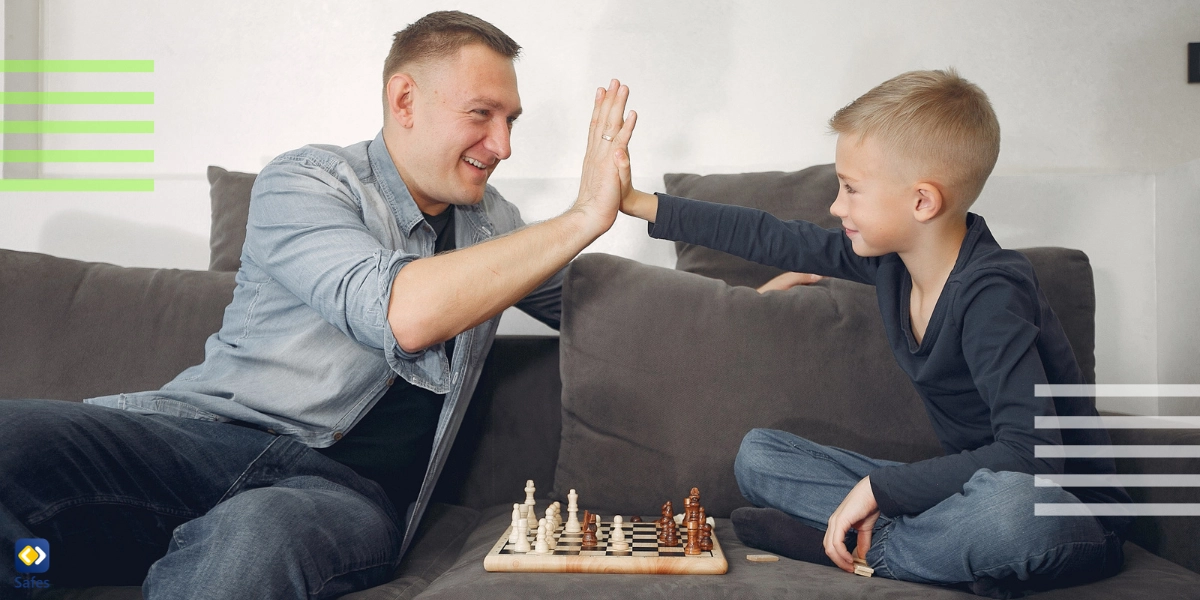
left=844, top=184, right=856, bottom=194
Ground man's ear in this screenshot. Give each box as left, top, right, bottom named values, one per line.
left=912, top=181, right=946, bottom=223
left=386, top=72, right=417, bottom=129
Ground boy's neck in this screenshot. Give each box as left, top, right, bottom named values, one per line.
left=899, top=217, right=969, bottom=296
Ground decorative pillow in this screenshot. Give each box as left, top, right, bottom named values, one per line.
left=207, top=166, right=257, bottom=272
left=553, top=253, right=943, bottom=518
left=664, top=165, right=840, bottom=288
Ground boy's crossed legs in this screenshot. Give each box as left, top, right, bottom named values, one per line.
left=733, top=428, right=1122, bottom=587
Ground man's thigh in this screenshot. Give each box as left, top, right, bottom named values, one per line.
left=868, top=469, right=1118, bottom=585
left=0, top=400, right=283, bottom=585
left=145, top=476, right=402, bottom=600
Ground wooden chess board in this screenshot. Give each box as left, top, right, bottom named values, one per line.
left=483, top=517, right=727, bottom=574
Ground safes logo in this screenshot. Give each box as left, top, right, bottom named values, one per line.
left=14, top=539, right=49, bottom=574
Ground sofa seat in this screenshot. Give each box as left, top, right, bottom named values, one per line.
left=392, top=505, right=1197, bottom=599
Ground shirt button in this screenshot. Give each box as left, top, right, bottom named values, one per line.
left=387, top=377, right=395, bottom=387
left=266, top=429, right=276, bottom=435
left=333, top=431, right=343, bottom=441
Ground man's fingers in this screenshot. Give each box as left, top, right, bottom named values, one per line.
left=615, top=110, right=637, bottom=146
left=587, top=86, right=606, bottom=147
left=602, top=84, right=629, bottom=140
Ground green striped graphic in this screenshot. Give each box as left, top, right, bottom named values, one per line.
left=0, top=150, right=153, bottom=162
left=0, top=92, right=153, bottom=104
left=0, top=60, right=153, bottom=72
left=0, top=121, right=154, bottom=134
left=0, top=179, right=154, bottom=192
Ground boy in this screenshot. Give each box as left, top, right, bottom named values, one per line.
left=614, top=69, right=1129, bottom=592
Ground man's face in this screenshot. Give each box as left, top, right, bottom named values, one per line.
left=829, top=133, right=917, bottom=257
left=402, top=44, right=522, bottom=212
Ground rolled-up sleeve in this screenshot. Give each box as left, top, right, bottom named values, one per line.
left=245, top=154, right=422, bottom=365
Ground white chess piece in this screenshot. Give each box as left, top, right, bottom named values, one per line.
left=508, top=503, right=521, bottom=544
left=524, top=480, right=537, bottom=528
left=565, top=489, right=581, bottom=533
left=552, top=501, right=563, bottom=530
left=534, top=519, right=550, bottom=554
left=514, top=517, right=531, bottom=553
left=610, top=515, right=629, bottom=551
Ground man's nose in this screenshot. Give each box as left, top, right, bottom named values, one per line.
left=488, top=120, right=512, bottom=161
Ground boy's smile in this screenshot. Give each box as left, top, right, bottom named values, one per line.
left=830, top=133, right=916, bottom=257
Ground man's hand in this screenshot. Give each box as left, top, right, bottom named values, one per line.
left=757, top=272, right=823, bottom=293
left=572, top=79, right=637, bottom=235
left=823, top=476, right=880, bottom=573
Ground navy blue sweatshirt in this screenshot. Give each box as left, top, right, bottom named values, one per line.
left=649, top=194, right=1132, bottom=534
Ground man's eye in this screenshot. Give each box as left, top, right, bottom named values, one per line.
left=474, top=109, right=490, bottom=117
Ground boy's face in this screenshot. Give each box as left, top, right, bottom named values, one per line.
left=830, top=133, right=919, bottom=257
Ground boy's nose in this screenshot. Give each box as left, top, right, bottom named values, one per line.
left=829, top=190, right=847, bottom=218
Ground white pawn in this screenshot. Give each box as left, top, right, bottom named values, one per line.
left=565, top=489, right=581, bottom=533
left=508, top=503, right=522, bottom=544
left=533, top=519, right=550, bottom=554
left=524, top=480, right=537, bottom=528
left=514, top=517, right=531, bottom=553
left=552, top=501, right=563, bottom=530
left=545, top=506, right=559, bottom=549
left=610, top=515, right=629, bottom=551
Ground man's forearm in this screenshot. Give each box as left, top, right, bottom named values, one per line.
left=388, top=209, right=596, bottom=353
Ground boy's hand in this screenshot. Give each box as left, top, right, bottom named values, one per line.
left=756, top=272, right=823, bottom=293
left=823, top=476, right=880, bottom=574
left=611, top=139, right=658, bottom=222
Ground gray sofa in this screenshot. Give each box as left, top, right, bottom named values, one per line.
left=2, top=165, right=1198, bottom=599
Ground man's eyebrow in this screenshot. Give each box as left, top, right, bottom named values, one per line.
left=469, top=97, right=522, bottom=119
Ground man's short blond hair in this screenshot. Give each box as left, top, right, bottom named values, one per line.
left=829, top=69, right=1000, bottom=210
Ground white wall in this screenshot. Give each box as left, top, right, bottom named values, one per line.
left=2, top=1, right=1199, bottom=413
left=1157, top=159, right=1200, bottom=416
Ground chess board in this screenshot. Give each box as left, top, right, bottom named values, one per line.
left=483, top=517, right=727, bottom=574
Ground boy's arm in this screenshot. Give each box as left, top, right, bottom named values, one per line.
left=867, top=273, right=1065, bottom=518
left=622, top=190, right=879, bottom=285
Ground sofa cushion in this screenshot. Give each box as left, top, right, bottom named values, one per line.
left=206, top=165, right=257, bottom=272
left=411, top=504, right=1200, bottom=599
left=0, top=249, right=234, bottom=401
left=554, top=253, right=943, bottom=518
left=664, top=165, right=840, bottom=288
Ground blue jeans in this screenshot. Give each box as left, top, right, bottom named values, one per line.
left=734, top=428, right=1123, bottom=585
left=1, top=400, right=403, bottom=599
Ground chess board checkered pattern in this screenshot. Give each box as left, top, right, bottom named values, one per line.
left=484, top=519, right=727, bottom=574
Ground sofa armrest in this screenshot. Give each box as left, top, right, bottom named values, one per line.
left=1108, top=426, right=1200, bottom=574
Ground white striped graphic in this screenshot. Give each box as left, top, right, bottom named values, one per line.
left=1035, top=445, right=1200, bottom=458
left=1036, top=503, right=1200, bottom=516
left=1035, top=474, right=1200, bottom=487
left=1035, top=384, right=1200, bottom=397
left=1035, top=416, right=1200, bottom=429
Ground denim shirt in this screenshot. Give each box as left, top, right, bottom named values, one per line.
left=87, top=131, right=563, bottom=556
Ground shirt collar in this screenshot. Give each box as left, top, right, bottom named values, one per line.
left=368, top=130, right=426, bottom=236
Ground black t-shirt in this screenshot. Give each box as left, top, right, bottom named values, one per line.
left=316, top=207, right=456, bottom=512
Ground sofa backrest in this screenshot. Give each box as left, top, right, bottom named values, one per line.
left=0, top=249, right=235, bottom=401
left=550, top=248, right=1096, bottom=517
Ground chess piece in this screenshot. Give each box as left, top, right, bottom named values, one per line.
left=685, top=518, right=701, bottom=555
left=630, top=515, right=642, bottom=523
left=661, top=520, right=679, bottom=547
left=581, top=515, right=599, bottom=547
left=509, top=504, right=522, bottom=544
left=701, top=521, right=714, bottom=552
left=552, top=501, right=563, bottom=530
left=524, top=480, right=537, bottom=529
left=610, top=515, right=629, bottom=551
left=514, top=517, right=531, bottom=553
left=566, top=489, right=581, bottom=533
left=533, top=519, right=550, bottom=554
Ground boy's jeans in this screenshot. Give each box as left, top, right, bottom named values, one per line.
left=1, top=400, right=403, bottom=599
left=734, top=428, right=1123, bottom=585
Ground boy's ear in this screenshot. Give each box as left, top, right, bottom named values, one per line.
left=912, top=182, right=946, bottom=223
left=386, top=73, right=417, bottom=129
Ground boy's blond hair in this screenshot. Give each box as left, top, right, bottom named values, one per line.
left=829, top=69, right=1000, bottom=211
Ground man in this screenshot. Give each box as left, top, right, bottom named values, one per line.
left=0, top=11, right=635, bottom=599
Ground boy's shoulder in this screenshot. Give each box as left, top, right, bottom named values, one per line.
left=948, top=222, right=1043, bottom=318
